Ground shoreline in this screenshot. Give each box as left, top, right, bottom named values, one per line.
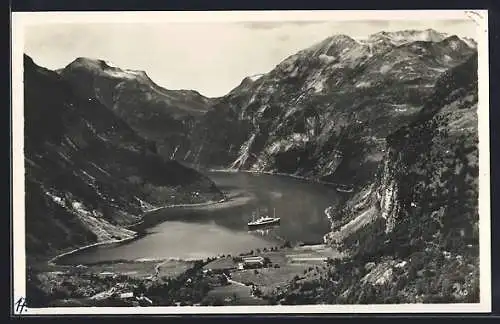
left=46, top=170, right=338, bottom=267
left=47, top=235, right=138, bottom=266
left=48, top=197, right=232, bottom=266
left=49, top=206, right=337, bottom=267
left=142, top=197, right=228, bottom=214
left=208, top=168, right=351, bottom=188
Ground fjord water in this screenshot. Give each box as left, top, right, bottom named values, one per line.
left=61, top=172, right=340, bottom=264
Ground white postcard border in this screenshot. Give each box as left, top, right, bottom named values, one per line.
left=11, top=9, right=491, bottom=314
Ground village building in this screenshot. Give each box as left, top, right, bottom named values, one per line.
left=118, top=292, right=134, bottom=299
left=238, top=256, right=265, bottom=269
left=98, top=271, right=118, bottom=279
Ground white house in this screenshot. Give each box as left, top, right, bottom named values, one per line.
left=119, top=292, right=134, bottom=299
left=241, top=256, right=265, bottom=269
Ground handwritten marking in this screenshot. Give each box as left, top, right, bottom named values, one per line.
left=464, top=10, right=484, bottom=30
left=465, top=10, right=483, bottom=20
left=14, top=297, right=27, bottom=314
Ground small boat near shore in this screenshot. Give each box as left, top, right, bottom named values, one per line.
left=248, top=208, right=280, bottom=229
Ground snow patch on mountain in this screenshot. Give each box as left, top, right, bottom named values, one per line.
left=104, top=69, right=145, bottom=80
left=368, top=29, right=448, bottom=46
left=104, top=60, right=120, bottom=68
left=318, top=54, right=336, bottom=64
left=293, top=66, right=306, bottom=80
left=248, top=74, right=264, bottom=82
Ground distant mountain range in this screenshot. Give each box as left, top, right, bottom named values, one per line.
left=184, top=29, right=476, bottom=186
left=361, top=29, right=476, bottom=48
left=23, top=28, right=478, bottom=264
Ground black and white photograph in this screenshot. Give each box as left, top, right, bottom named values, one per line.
left=11, top=10, right=490, bottom=314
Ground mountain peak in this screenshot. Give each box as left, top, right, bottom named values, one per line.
left=24, top=54, right=60, bottom=78
left=323, top=34, right=358, bottom=46
left=308, top=34, right=359, bottom=57
left=24, top=54, right=36, bottom=68
left=64, top=57, right=150, bottom=81
left=369, top=29, right=448, bottom=44
left=330, top=34, right=356, bottom=41
left=66, top=57, right=107, bottom=69
left=423, top=28, right=444, bottom=35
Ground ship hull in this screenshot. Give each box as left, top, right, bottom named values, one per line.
left=336, top=188, right=353, bottom=193
left=248, top=219, right=280, bottom=229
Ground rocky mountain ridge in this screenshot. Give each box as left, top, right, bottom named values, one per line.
left=273, top=53, right=479, bottom=305
left=324, top=53, right=478, bottom=248
left=51, top=29, right=477, bottom=187
left=24, top=55, right=223, bottom=259
left=184, top=30, right=476, bottom=189
left=58, top=57, right=215, bottom=161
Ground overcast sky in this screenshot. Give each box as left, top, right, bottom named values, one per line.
left=24, top=20, right=477, bottom=97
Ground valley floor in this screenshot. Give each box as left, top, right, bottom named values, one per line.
left=27, top=171, right=347, bottom=307
left=27, top=244, right=344, bottom=307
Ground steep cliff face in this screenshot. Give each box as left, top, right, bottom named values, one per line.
left=187, top=30, right=476, bottom=187
left=24, top=55, right=223, bottom=258
left=58, top=58, right=214, bottom=161
left=314, top=53, right=479, bottom=304
left=325, top=53, right=478, bottom=246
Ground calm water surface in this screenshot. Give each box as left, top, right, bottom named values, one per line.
left=61, top=172, right=340, bottom=264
